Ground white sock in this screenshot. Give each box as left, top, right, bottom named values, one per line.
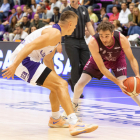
left=131, top=95, right=140, bottom=107
left=52, top=111, right=60, bottom=120
left=68, top=113, right=78, bottom=125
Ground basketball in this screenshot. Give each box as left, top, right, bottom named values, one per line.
left=123, top=77, right=140, bottom=96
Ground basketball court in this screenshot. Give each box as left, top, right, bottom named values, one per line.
left=0, top=78, right=140, bottom=140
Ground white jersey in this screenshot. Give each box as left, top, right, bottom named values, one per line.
left=11, top=25, right=59, bottom=62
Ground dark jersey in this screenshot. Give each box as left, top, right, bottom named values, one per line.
left=93, top=31, right=125, bottom=62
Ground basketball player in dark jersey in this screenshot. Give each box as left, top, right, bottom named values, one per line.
left=62, top=21, right=140, bottom=118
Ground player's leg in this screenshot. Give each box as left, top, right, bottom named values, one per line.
left=48, top=90, right=70, bottom=128
left=73, top=73, right=92, bottom=105
left=42, top=70, right=98, bottom=135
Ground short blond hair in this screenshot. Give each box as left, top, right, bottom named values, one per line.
left=60, top=10, right=78, bottom=22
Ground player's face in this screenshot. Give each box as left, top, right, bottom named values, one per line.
left=67, top=18, right=77, bottom=35
left=99, top=30, right=114, bottom=46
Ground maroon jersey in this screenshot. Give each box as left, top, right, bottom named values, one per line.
left=94, top=31, right=125, bottom=62
left=83, top=31, right=127, bottom=79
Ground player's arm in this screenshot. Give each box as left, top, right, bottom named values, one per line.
left=88, top=38, right=120, bottom=85
left=2, top=28, right=61, bottom=79
left=120, top=33, right=140, bottom=77
left=43, top=48, right=56, bottom=71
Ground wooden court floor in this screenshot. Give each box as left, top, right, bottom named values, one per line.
left=0, top=79, right=140, bottom=140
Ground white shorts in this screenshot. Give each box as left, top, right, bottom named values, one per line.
left=15, top=57, right=46, bottom=86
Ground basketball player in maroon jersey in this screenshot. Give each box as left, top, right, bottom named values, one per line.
left=62, top=21, right=140, bottom=118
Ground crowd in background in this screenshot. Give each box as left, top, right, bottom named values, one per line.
left=0, top=0, right=140, bottom=42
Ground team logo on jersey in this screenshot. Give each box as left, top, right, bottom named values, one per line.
left=103, top=50, right=106, bottom=54
left=40, top=50, right=46, bottom=58
left=114, top=47, right=120, bottom=49
left=100, top=48, right=103, bottom=51
left=117, top=67, right=126, bottom=72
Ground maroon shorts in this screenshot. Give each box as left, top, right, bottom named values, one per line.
left=83, top=56, right=127, bottom=80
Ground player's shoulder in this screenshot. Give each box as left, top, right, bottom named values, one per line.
left=42, top=27, right=61, bottom=38
left=89, top=36, right=99, bottom=49
left=119, top=32, right=127, bottom=43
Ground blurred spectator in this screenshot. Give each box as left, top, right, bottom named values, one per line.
left=60, top=0, right=69, bottom=13
left=40, top=0, right=51, bottom=10
left=88, top=6, right=98, bottom=24
left=128, top=7, right=140, bottom=35
left=84, top=26, right=91, bottom=45
left=22, top=5, right=28, bottom=17
left=126, top=0, right=132, bottom=7
left=50, top=0, right=61, bottom=14
left=50, top=7, right=60, bottom=25
left=17, top=5, right=28, bottom=23
left=0, top=0, right=10, bottom=21
left=113, top=19, right=122, bottom=32
left=99, top=8, right=109, bottom=22
left=3, top=8, right=16, bottom=24
left=31, top=0, right=40, bottom=13
left=103, top=16, right=109, bottom=22
left=3, top=16, right=17, bottom=41
left=29, top=25, right=37, bottom=33
left=0, top=19, right=5, bottom=41
left=128, top=3, right=135, bottom=22
left=35, top=0, right=42, bottom=4
left=21, top=16, right=30, bottom=32
left=27, top=7, right=35, bottom=21
left=13, top=0, right=20, bottom=5
left=30, top=14, right=45, bottom=29
left=41, top=5, right=52, bottom=24
left=106, top=0, right=121, bottom=13
left=13, top=23, right=28, bottom=41
left=109, top=6, right=119, bottom=22
left=118, top=3, right=131, bottom=25
left=36, top=6, right=43, bottom=18
left=44, top=0, right=51, bottom=10
left=81, top=0, right=99, bottom=9
left=131, top=0, right=140, bottom=6
left=16, top=6, right=23, bottom=21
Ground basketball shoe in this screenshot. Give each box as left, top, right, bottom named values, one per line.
left=69, top=122, right=98, bottom=136
left=48, top=116, right=69, bottom=128
left=62, top=102, right=78, bottom=120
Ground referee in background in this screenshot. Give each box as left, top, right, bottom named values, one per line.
left=60, top=0, right=95, bottom=97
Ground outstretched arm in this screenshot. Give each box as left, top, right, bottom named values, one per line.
left=120, top=33, right=140, bottom=77
left=88, top=37, right=127, bottom=93
left=2, top=28, right=61, bottom=79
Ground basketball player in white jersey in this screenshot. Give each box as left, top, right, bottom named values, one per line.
left=2, top=11, right=98, bottom=136
left=62, top=21, right=140, bottom=119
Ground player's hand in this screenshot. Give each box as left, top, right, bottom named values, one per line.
left=2, top=64, right=16, bottom=79
left=57, top=43, right=62, bottom=53
left=136, top=75, right=140, bottom=79
left=117, top=80, right=127, bottom=94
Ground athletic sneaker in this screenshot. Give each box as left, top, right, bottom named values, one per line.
left=62, top=102, right=78, bottom=119
left=48, top=116, right=69, bottom=128
left=69, top=122, right=98, bottom=136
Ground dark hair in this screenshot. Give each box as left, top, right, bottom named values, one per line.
left=11, top=16, right=17, bottom=28
left=100, top=7, right=106, bottom=12
left=41, top=5, right=46, bottom=10
left=53, top=7, right=59, bottom=12
left=45, top=0, right=49, bottom=3
left=29, top=25, right=37, bottom=34
left=15, top=23, right=23, bottom=29
left=121, top=2, right=127, bottom=6
left=60, top=10, right=78, bottom=23
left=97, top=21, right=115, bottom=33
